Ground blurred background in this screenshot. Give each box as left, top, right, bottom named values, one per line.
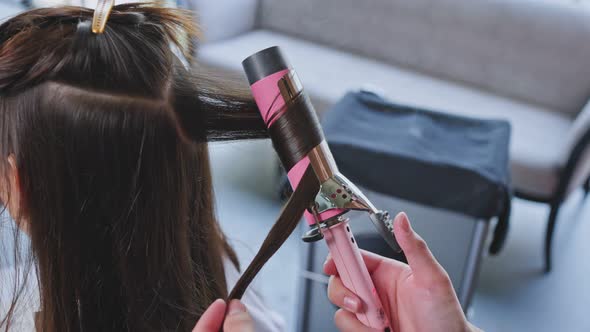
left=2, top=0, right=590, bottom=331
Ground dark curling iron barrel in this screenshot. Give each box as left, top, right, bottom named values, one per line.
left=243, top=46, right=290, bottom=85
left=243, top=46, right=399, bottom=330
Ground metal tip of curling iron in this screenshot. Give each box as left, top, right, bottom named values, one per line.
left=369, top=211, right=402, bottom=253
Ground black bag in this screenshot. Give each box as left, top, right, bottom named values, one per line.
left=322, top=91, right=512, bottom=254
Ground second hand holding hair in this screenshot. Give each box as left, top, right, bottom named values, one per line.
left=193, top=300, right=254, bottom=332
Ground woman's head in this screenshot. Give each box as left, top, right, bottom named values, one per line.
left=0, top=4, right=266, bottom=331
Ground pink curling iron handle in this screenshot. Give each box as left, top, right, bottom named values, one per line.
left=324, top=221, right=390, bottom=330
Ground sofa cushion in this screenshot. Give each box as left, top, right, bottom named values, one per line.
left=186, top=0, right=258, bottom=42
left=199, top=30, right=573, bottom=197
left=257, top=0, right=590, bottom=115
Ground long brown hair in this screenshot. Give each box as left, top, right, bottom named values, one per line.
left=0, top=4, right=273, bottom=331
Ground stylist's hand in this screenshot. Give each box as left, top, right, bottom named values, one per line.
left=324, top=212, right=481, bottom=332
left=193, top=299, right=254, bottom=332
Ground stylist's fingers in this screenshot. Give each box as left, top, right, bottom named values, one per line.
left=334, top=309, right=379, bottom=332
left=223, top=300, right=255, bottom=332
left=327, top=275, right=362, bottom=313
left=393, top=212, right=449, bottom=286
left=192, top=299, right=226, bottom=332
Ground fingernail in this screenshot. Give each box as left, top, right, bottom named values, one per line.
left=397, top=212, right=410, bottom=234
left=227, top=300, right=247, bottom=316
left=342, top=296, right=361, bottom=312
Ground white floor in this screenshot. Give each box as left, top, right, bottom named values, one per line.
left=469, top=192, right=590, bottom=331
left=209, top=141, right=590, bottom=332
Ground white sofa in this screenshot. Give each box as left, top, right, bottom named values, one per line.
left=192, top=0, right=590, bottom=271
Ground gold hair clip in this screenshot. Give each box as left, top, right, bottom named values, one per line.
left=92, top=0, right=115, bottom=34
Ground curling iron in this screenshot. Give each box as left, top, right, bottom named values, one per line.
left=242, top=46, right=401, bottom=331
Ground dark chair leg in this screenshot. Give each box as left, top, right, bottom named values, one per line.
left=584, top=177, right=590, bottom=197
left=544, top=202, right=561, bottom=273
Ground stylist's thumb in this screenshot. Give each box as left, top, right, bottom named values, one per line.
left=393, top=212, right=450, bottom=287
left=223, top=300, right=255, bottom=332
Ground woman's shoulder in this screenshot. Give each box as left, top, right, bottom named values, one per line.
left=0, top=266, right=39, bottom=331
left=223, top=257, right=286, bottom=332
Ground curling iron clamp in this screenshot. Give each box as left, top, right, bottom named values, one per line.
left=243, top=47, right=401, bottom=331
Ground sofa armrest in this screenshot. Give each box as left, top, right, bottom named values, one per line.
left=564, top=102, right=590, bottom=158
left=187, top=0, right=258, bottom=43
left=561, top=102, right=590, bottom=195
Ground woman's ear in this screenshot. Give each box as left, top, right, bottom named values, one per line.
left=0, top=156, right=16, bottom=207
left=5, top=155, right=28, bottom=233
